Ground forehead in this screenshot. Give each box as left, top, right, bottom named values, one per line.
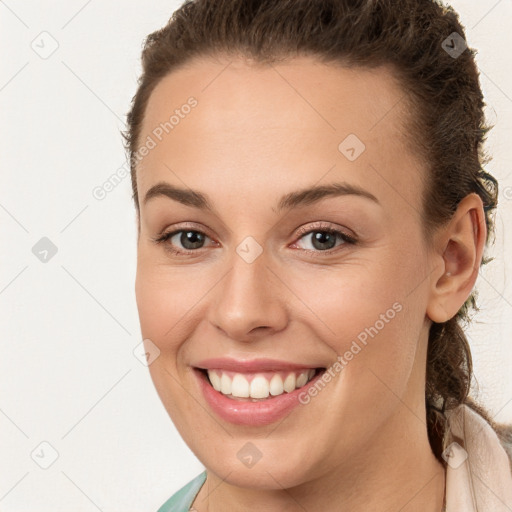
left=136, top=55, right=424, bottom=216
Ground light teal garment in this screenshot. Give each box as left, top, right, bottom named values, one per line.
left=157, top=471, right=207, bottom=512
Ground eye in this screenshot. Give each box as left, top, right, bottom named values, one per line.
left=151, top=227, right=215, bottom=255
left=292, top=223, right=357, bottom=253
left=151, top=222, right=356, bottom=256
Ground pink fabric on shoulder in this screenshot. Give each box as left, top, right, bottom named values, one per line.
left=444, top=404, right=512, bottom=511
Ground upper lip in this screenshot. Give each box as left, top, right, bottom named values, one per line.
left=194, top=357, right=323, bottom=372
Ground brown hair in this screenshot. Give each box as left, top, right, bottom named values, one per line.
left=123, top=0, right=507, bottom=463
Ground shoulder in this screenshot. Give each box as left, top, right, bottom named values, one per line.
left=157, top=471, right=207, bottom=512
left=495, top=423, right=512, bottom=470
left=454, top=399, right=512, bottom=472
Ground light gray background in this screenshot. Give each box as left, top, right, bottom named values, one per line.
left=1, top=1, right=511, bottom=510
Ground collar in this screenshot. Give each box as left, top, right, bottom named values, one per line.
left=443, top=403, right=512, bottom=511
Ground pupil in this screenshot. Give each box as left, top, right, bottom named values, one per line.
left=312, top=231, right=336, bottom=250
left=178, top=231, right=337, bottom=251
left=181, top=231, right=204, bottom=249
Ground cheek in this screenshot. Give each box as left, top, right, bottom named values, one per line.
left=288, top=258, right=408, bottom=346
left=135, top=268, right=178, bottom=343
left=135, top=258, right=205, bottom=427
left=287, top=249, right=425, bottom=394
left=135, top=252, right=206, bottom=347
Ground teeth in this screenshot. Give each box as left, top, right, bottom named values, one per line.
left=296, top=372, right=308, bottom=388
left=206, top=368, right=318, bottom=400
left=220, top=373, right=232, bottom=395
left=231, top=374, right=250, bottom=398
left=250, top=376, right=269, bottom=398
left=209, top=371, right=222, bottom=392
left=283, top=373, right=296, bottom=393
left=269, top=374, right=284, bottom=396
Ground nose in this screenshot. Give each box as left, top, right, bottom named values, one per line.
left=207, top=249, right=289, bottom=342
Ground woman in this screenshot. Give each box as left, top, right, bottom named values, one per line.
left=124, top=0, right=512, bottom=510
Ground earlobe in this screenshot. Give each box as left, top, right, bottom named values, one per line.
left=426, top=194, right=486, bottom=323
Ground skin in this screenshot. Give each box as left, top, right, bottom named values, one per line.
left=134, top=55, right=486, bottom=511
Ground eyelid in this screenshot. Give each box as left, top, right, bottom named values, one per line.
left=293, top=221, right=357, bottom=243
left=150, top=222, right=218, bottom=254
left=286, top=224, right=356, bottom=257
left=152, top=220, right=357, bottom=256
left=153, top=222, right=215, bottom=241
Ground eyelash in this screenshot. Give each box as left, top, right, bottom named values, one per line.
left=151, top=221, right=357, bottom=257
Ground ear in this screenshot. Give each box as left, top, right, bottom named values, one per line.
left=426, top=193, right=487, bottom=323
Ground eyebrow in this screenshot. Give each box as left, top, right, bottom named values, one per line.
left=142, top=181, right=379, bottom=212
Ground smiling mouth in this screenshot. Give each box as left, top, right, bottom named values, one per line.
left=198, top=367, right=326, bottom=401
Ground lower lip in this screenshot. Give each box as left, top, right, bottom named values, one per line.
left=194, top=368, right=324, bottom=426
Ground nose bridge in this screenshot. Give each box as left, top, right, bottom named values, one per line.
left=207, top=242, right=288, bottom=340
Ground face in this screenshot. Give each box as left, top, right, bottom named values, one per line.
left=135, top=55, right=435, bottom=490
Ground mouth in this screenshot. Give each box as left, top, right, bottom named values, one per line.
left=197, top=367, right=326, bottom=402
left=192, top=358, right=330, bottom=425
